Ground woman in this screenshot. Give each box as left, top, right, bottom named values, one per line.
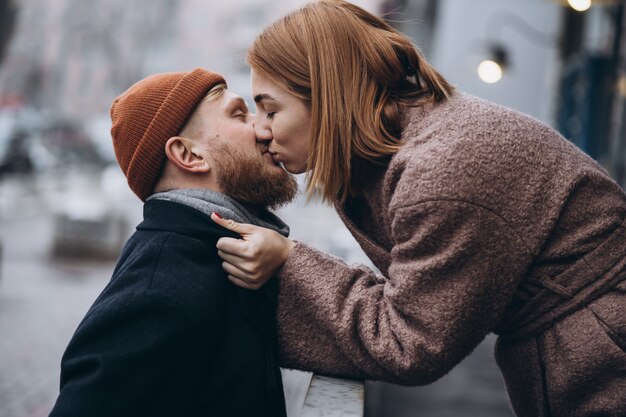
left=211, top=1, right=626, bottom=416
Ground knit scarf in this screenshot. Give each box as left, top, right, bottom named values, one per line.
left=147, top=189, right=290, bottom=238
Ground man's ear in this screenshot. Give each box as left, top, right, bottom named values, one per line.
left=164, top=136, right=211, bottom=174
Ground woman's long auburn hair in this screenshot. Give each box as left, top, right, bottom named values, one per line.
left=247, top=0, right=454, bottom=204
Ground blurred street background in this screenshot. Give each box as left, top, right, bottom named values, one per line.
left=1, top=0, right=626, bottom=416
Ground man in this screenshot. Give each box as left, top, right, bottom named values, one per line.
left=49, top=68, right=297, bottom=417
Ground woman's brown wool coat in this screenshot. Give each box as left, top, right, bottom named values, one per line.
left=276, top=93, right=626, bottom=417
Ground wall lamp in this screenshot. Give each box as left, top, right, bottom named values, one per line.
left=567, top=0, right=592, bottom=12
left=477, top=44, right=509, bottom=84
left=560, top=0, right=623, bottom=12
left=477, top=0, right=621, bottom=84
left=477, top=11, right=555, bottom=84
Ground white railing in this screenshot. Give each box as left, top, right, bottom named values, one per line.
left=303, top=375, right=364, bottom=417
left=282, top=369, right=364, bottom=417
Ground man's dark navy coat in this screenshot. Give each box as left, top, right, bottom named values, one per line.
left=49, top=199, right=287, bottom=417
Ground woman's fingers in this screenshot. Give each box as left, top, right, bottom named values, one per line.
left=210, top=211, right=294, bottom=290
left=217, top=249, right=245, bottom=266
left=221, top=260, right=250, bottom=281
left=221, top=261, right=264, bottom=290
left=211, top=212, right=258, bottom=237
left=217, top=251, right=263, bottom=282
left=211, top=212, right=240, bottom=231
left=219, top=254, right=263, bottom=280
left=215, top=237, right=249, bottom=257
left=211, top=213, right=269, bottom=260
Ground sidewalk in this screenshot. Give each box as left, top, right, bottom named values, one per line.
left=0, top=212, right=113, bottom=417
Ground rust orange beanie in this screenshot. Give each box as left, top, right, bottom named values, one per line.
left=110, top=68, right=226, bottom=201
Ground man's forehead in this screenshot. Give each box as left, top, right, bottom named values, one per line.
left=221, top=89, right=247, bottom=107
left=199, top=89, right=246, bottom=113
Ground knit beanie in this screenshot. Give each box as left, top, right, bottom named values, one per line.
left=110, top=68, right=226, bottom=201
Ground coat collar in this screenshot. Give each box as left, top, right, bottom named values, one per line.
left=137, top=199, right=241, bottom=244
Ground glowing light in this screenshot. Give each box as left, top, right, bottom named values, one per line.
left=477, top=60, right=503, bottom=84
left=567, top=0, right=592, bottom=12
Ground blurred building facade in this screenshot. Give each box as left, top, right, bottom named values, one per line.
left=416, top=0, right=626, bottom=187
left=0, top=0, right=382, bottom=119
left=382, top=0, right=626, bottom=185
left=4, top=0, right=623, bottom=182
left=555, top=3, right=626, bottom=187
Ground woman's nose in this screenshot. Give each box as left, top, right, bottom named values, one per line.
left=254, top=119, right=273, bottom=141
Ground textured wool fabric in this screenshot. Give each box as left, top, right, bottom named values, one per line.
left=275, top=92, right=626, bottom=417
left=110, top=68, right=225, bottom=201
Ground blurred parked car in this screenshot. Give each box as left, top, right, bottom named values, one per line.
left=0, top=110, right=110, bottom=177
left=0, top=129, right=34, bottom=176
left=49, top=165, right=135, bottom=260
left=51, top=192, right=128, bottom=259
left=0, top=108, right=135, bottom=260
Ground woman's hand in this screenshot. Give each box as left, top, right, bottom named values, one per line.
left=210, top=212, right=295, bottom=290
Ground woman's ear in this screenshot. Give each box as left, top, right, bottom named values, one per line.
left=164, top=136, right=211, bottom=174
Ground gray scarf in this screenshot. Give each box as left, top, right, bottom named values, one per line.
left=147, top=189, right=290, bottom=237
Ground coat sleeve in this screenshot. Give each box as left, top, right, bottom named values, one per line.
left=276, top=199, right=532, bottom=385
left=49, top=290, right=219, bottom=417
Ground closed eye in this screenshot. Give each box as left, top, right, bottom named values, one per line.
left=266, top=112, right=276, bottom=120
left=226, top=96, right=249, bottom=119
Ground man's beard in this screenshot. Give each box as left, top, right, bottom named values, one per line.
left=210, top=142, right=298, bottom=210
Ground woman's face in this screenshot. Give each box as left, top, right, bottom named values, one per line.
left=251, top=69, right=311, bottom=174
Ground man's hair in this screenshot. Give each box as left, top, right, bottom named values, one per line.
left=247, top=0, right=454, bottom=203
left=179, top=83, right=227, bottom=140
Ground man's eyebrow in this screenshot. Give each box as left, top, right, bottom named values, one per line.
left=254, top=93, right=276, bottom=103
left=227, top=96, right=248, bottom=111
